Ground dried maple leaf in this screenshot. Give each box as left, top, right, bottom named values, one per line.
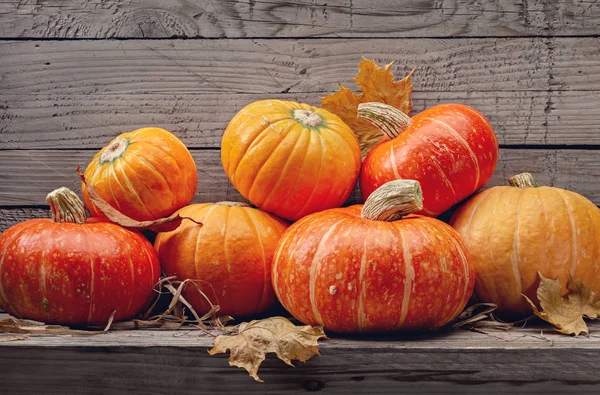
left=523, top=272, right=600, bottom=336
left=208, top=316, right=326, bottom=382
left=322, top=57, right=415, bottom=159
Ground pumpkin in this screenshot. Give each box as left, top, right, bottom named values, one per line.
left=83, top=127, right=197, bottom=222
left=358, top=102, right=498, bottom=217
left=154, top=202, right=288, bottom=317
left=272, top=180, right=474, bottom=333
left=221, top=100, right=362, bottom=221
left=450, top=173, right=600, bottom=318
left=0, top=188, right=160, bottom=325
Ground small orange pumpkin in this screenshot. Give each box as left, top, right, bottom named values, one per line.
left=221, top=100, right=362, bottom=221
left=272, top=180, right=474, bottom=333
left=154, top=202, right=288, bottom=317
left=83, top=127, right=197, bottom=221
left=450, top=173, right=600, bottom=318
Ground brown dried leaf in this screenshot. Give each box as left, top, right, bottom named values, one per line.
left=523, top=272, right=600, bottom=336
left=0, top=315, right=111, bottom=336
left=208, top=316, right=327, bottom=382
left=322, top=58, right=415, bottom=159
left=77, top=167, right=202, bottom=232
left=0, top=335, right=28, bottom=342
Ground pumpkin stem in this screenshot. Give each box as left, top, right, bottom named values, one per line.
left=215, top=201, right=251, bottom=207
left=361, top=180, right=423, bottom=221
left=293, top=109, right=323, bottom=129
left=46, top=187, right=87, bottom=224
left=509, top=173, right=539, bottom=188
left=357, top=102, right=413, bottom=140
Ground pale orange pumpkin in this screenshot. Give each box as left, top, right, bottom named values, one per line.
left=450, top=173, right=600, bottom=318
left=83, top=127, right=197, bottom=221
left=154, top=202, right=288, bottom=317
left=272, top=180, right=474, bottom=333
left=221, top=100, right=362, bottom=221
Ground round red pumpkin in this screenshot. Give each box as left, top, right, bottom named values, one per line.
left=154, top=202, right=288, bottom=317
left=0, top=188, right=160, bottom=325
left=272, top=180, right=474, bottom=333
left=359, top=103, right=498, bottom=217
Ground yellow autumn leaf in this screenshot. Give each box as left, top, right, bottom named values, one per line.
left=523, top=272, right=600, bottom=336
left=322, top=58, right=415, bottom=159
left=208, top=316, right=327, bottom=382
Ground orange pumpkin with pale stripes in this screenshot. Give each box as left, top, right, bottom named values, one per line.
left=272, top=180, right=474, bottom=333
left=221, top=100, right=362, bottom=221
left=450, top=173, right=600, bottom=318
left=359, top=103, right=498, bottom=217
left=83, top=127, right=197, bottom=222
left=154, top=202, right=288, bottom=317
left=0, top=188, right=160, bottom=325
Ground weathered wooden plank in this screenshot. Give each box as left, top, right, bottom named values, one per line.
left=2, top=90, right=599, bottom=149
left=1, top=320, right=600, bottom=393
left=0, top=0, right=599, bottom=39
left=3, top=38, right=598, bottom=96
left=1, top=148, right=600, bottom=210
left=0, top=208, right=49, bottom=232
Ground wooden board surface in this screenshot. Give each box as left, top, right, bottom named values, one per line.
left=2, top=317, right=600, bottom=394
left=3, top=90, right=600, bottom=149
left=1, top=0, right=599, bottom=39
left=3, top=38, right=600, bottom=96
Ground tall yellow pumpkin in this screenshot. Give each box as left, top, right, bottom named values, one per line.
left=450, top=173, right=600, bottom=318
left=221, top=100, right=362, bottom=221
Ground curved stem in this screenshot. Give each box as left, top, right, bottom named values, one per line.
left=361, top=180, right=423, bottom=221
left=357, top=102, right=413, bottom=140
left=46, top=187, right=87, bottom=224
left=509, top=173, right=539, bottom=188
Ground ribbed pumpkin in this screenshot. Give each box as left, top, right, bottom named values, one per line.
left=450, top=173, right=600, bottom=318
left=359, top=103, right=498, bottom=217
left=221, top=100, right=362, bottom=221
left=0, top=188, right=160, bottom=325
left=154, top=202, right=288, bottom=317
left=272, top=180, right=474, bottom=333
left=83, top=127, right=197, bottom=221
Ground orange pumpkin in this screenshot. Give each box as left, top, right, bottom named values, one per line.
left=221, top=100, right=362, bottom=221
left=83, top=127, right=197, bottom=221
left=272, top=180, right=474, bottom=333
left=450, top=173, right=600, bottom=318
left=154, top=202, right=288, bottom=317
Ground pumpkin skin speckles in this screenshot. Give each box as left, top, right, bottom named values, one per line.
left=221, top=100, right=362, bottom=221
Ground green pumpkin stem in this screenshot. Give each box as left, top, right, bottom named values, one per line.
left=361, top=180, right=423, bottom=221
left=509, top=173, right=539, bottom=188
left=357, top=102, right=413, bottom=140
left=46, top=187, right=87, bottom=224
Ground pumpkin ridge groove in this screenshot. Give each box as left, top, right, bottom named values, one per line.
left=423, top=117, right=481, bottom=192
left=38, top=233, right=49, bottom=319
left=357, top=236, right=369, bottom=331
left=194, top=206, right=217, bottom=307
left=115, top=159, right=154, bottom=218
left=121, top=154, right=168, bottom=218
left=259, top=124, right=306, bottom=210
left=430, top=154, right=457, bottom=199
left=0, top=221, right=36, bottom=314
left=389, top=143, right=401, bottom=180
left=125, top=237, right=136, bottom=315
left=103, top=164, right=124, bottom=211
left=397, top=223, right=415, bottom=328
left=242, top=209, right=268, bottom=313
left=291, top=132, right=324, bottom=220
left=584, top=201, right=599, bottom=274
left=511, top=190, right=525, bottom=301
left=126, top=149, right=174, bottom=208
left=84, top=225, right=96, bottom=325
left=309, top=219, right=345, bottom=326
left=558, top=190, right=579, bottom=276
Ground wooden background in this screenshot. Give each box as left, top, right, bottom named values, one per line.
left=1, top=0, right=600, bottom=232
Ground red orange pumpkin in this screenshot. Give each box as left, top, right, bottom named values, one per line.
left=154, top=202, right=288, bottom=317
left=83, top=127, right=197, bottom=221
left=0, top=188, right=160, bottom=325
left=272, top=180, right=474, bottom=333
left=221, top=100, right=362, bottom=221
left=359, top=103, right=498, bottom=217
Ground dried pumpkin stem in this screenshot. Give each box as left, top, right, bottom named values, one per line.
left=361, top=180, right=423, bottom=221
left=357, top=102, right=413, bottom=140
left=46, top=187, right=87, bottom=224
left=215, top=201, right=251, bottom=207
left=508, top=173, right=539, bottom=188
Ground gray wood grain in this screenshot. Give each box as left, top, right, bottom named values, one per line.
left=1, top=319, right=600, bottom=394
left=1, top=148, right=599, bottom=211
left=2, top=90, right=599, bottom=149
left=1, top=0, right=599, bottom=39
left=1, top=38, right=596, bottom=97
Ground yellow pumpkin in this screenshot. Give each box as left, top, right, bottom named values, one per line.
left=221, top=100, right=362, bottom=221
left=450, top=173, right=600, bottom=318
